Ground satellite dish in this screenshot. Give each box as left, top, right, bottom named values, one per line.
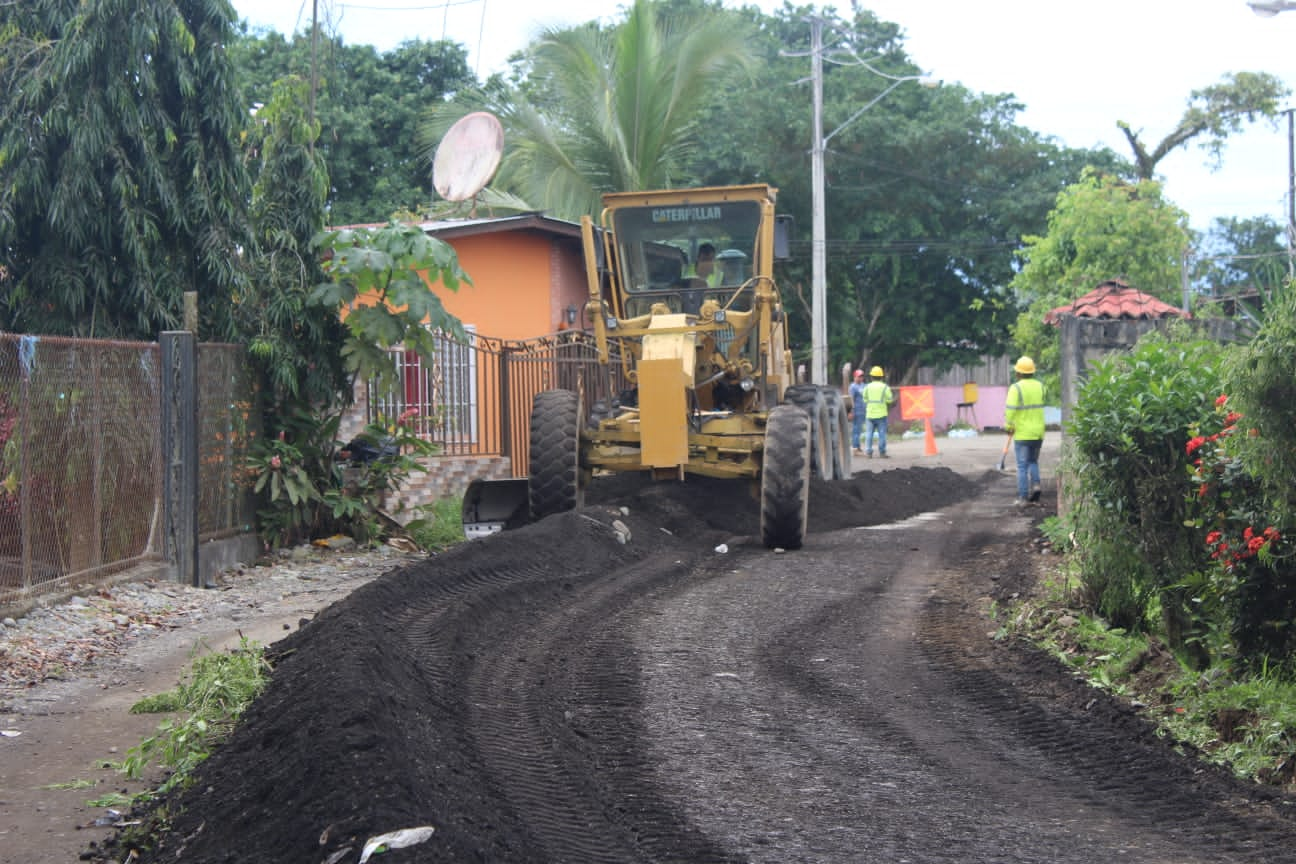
left=433, top=111, right=504, bottom=203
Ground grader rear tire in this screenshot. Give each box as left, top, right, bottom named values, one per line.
left=760, top=404, right=811, bottom=550
left=783, top=384, right=830, bottom=479
left=528, top=389, right=583, bottom=522
left=820, top=387, right=851, bottom=480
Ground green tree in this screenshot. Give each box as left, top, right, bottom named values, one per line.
left=238, top=74, right=350, bottom=415
left=0, top=0, right=252, bottom=339
left=428, top=0, right=754, bottom=221
left=1194, top=216, right=1289, bottom=313
left=1009, top=169, right=1190, bottom=381
left=310, top=222, right=470, bottom=394
left=687, top=3, right=1129, bottom=378
left=1118, top=72, right=1289, bottom=181
left=230, top=30, right=475, bottom=225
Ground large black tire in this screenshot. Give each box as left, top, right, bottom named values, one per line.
left=528, top=389, right=583, bottom=521
left=760, top=404, right=811, bottom=550
left=820, top=387, right=851, bottom=480
left=782, top=384, right=830, bottom=479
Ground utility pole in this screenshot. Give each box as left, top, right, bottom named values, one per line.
left=1286, top=107, right=1294, bottom=278
left=809, top=18, right=828, bottom=386
left=793, top=19, right=934, bottom=386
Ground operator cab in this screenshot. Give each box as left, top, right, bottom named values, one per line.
left=612, top=199, right=760, bottom=319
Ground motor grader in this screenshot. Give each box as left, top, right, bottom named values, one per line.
left=463, top=184, right=851, bottom=549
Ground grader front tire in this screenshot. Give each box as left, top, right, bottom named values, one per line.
left=821, top=387, right=851, bottom=480
left=760, top=405, right=811, bottom=550
left=783, top=384, right=831, bottom=479
left=528, top=389, right=583, bottom=522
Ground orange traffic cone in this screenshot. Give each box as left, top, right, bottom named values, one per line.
left=923, top=418, right=939, bottom=456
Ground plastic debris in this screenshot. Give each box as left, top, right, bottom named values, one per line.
left=358, top=826, right=436, bottom=863
left=612, top=519, right=631, bottom=544
left=1, top=730, right=21, bottom=738
left=714, top=543, right=728, bottom=554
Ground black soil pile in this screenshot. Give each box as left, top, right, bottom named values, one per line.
left=106, top=467, right=983, bottom=864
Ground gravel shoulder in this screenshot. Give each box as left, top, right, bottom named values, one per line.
left=0, top=546, right=416, bottom=864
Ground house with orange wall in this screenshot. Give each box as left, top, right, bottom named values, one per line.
left=418, top=213, right=589, bottom=337
left=334, top=212, right=595, bottom=512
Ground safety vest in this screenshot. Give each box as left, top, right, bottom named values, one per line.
left=684, top=265, right=720, bottom=288
left=862, top=380, right=893, bottom=420
left=1004, top=377, right=1046, bottom=440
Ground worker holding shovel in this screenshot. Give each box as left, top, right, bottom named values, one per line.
left=1004, top=356, right=1046, bottom=507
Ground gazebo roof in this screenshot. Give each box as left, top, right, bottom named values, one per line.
left=1045, top=278, right=1190, bottom=326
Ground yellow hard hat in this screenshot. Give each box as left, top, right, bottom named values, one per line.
left=869, top=366, right=884, bottom=378
left=1014, top=356, right=1036, bottom=375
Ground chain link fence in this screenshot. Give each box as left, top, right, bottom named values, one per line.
left=0, top=334, right=256, bottom=616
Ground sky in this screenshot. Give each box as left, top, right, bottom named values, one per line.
left=230, top=0, right=1296, bottom=236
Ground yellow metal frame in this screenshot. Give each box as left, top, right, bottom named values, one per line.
left=577, top=184, right=791, bottom=483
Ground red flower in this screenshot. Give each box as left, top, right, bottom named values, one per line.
left=1225, top=411, right=1243, bottom=425
left=1205, top=531, right=1222, bottom=545
left=1186, top=436, right=1206, bottom=455
left=1244, top=526, right=1254, bottom=540
left=1216, top=394, right=1229, bottom=407
left=1248, top=536, right=1267, bottom=555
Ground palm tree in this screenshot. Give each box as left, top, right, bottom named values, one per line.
left=425, top=0, right=753, bottom=221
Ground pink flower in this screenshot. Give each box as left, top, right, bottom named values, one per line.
left=270, top=455, right=282, bottom=469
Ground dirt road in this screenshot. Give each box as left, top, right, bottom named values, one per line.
left=11, top=434, right=1296, bottom=862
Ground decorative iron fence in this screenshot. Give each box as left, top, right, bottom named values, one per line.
left=361, top=331, right=627, bottom=478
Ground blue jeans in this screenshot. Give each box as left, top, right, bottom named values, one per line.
left=865, top=417, right=888, bottom=455
left=852, top=412, right=865, bottom=449
left=1015, top=439, right=1042, bottom=499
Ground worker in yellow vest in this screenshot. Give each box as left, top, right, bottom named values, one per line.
left=681, top=243, right=720, bottom=314
left=860, top=366, right=895, bottom=458
left=1004, top=356, right=1047, bottom=506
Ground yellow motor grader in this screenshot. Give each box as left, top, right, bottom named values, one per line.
left=463, top=184, right=851, bottom=549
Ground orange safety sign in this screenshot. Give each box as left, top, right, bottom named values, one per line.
left=899, top=386, right=934, bottom=421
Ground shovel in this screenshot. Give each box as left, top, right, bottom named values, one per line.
left=997, top=431, right=1014, bottom=471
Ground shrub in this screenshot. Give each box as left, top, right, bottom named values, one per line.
left=1067, top=330, right=1226, bottom=665
left=1188, top=283, right=1296, bottom=672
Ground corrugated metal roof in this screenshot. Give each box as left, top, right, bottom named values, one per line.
left=328, top=212, right=583, bottom=241
left=1045, top=278, right=1190, bottom=325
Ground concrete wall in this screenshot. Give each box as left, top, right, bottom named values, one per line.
left=1058, top=316, right=1238, bottom=427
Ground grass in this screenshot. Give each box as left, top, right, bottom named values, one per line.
left=116, top=637, right=271, bottom=798
left=1006, top=540, right=1296, bottom=789
left=41, top=779, right=95, bottom=790
left=407, top=495, right=467, bottom=551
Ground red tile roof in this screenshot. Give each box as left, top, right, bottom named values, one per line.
left=1045, top=278, right=1190, bottom=325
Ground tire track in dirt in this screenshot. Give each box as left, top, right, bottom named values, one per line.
left=398, top=511, right=742, bottom=862
left=636, top=496, right=1296, bottom=863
